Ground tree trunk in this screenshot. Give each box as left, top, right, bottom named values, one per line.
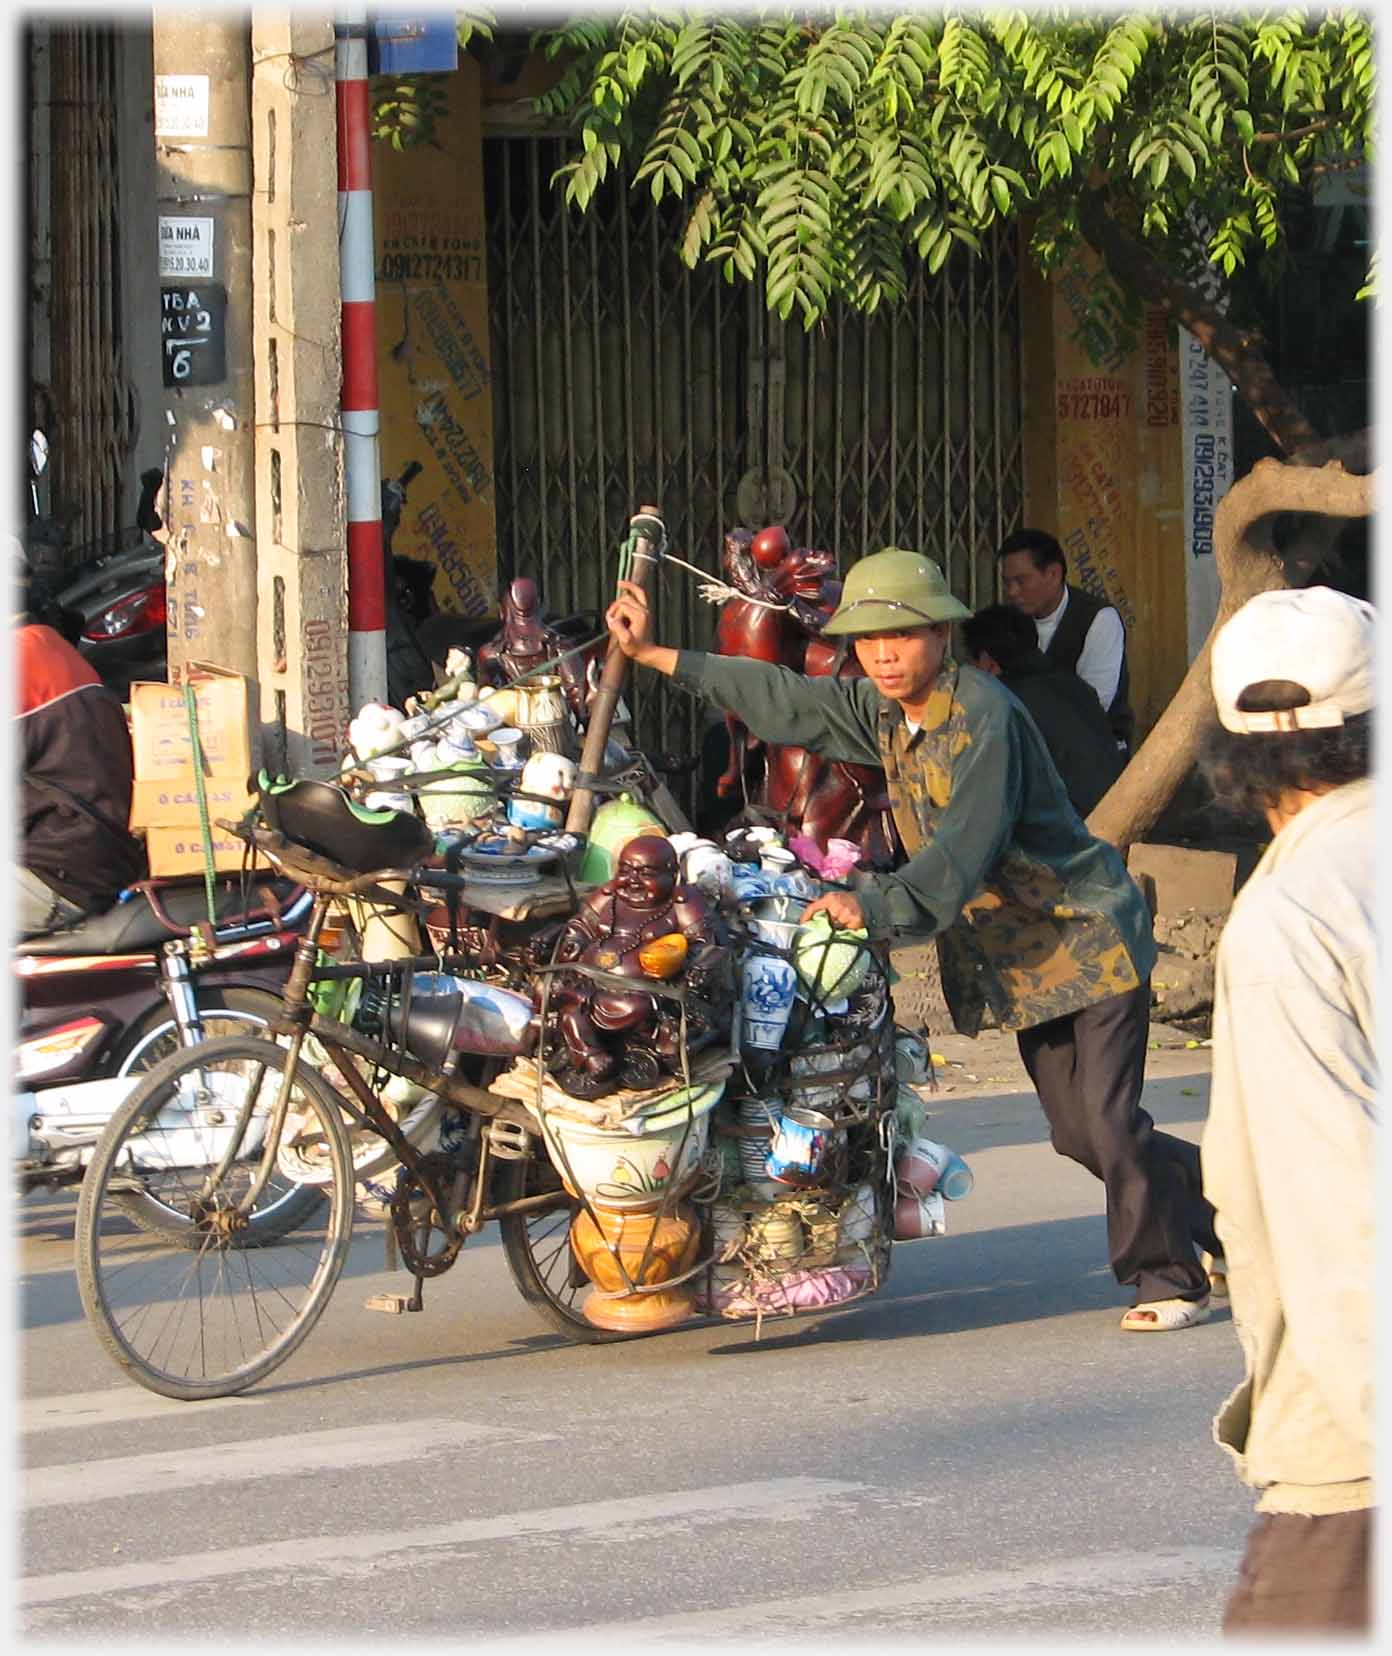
left=1086, top=455, right=1378, bottom=853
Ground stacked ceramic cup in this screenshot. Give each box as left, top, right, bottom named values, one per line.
left=737, top=1096, right=779, bottom=1182
left=893, top=1134, right=972, bottom=1240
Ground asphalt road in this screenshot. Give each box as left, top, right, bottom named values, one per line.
left=16, top=1049, right=1255, bottom=1644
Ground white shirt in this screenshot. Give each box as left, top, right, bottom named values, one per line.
left=1033, top=586, right=1125, bottom=712
left=1203, top=778, right=1375, bottom=1512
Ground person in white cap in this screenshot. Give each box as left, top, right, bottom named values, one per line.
left=1199, top=584, right=1375, bottom=1633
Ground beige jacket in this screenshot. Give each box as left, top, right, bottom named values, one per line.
left=1204, top=778, right=1376, bottom=1515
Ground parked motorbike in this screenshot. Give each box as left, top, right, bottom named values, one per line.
left=14, top=872, right=318, bottom=1239
left=26, top=429, right=169, bottom=696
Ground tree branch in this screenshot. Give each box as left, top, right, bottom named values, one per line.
left=1251, top=117, right=1337, bottom=143
left=1077, top=188, right=1321, bottom=457
left=1086, top=458, right=1378, bottom=852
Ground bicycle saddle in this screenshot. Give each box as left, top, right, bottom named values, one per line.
left=257, top=774, right=434, bottom=873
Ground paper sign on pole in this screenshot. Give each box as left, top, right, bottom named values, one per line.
left=158, top=216, right=215, bottom=279
left=1178, top=327, right=1234, bottom=661
left=154, top=74, right=210, bottom=137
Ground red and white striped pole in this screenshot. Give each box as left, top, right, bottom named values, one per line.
left=335, top=3, right=387, bottom=706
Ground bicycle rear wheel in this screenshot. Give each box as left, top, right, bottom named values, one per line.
left=74, top=1035, right=354, bottom=1399
left=497, top=1156, right=636, bottom=1345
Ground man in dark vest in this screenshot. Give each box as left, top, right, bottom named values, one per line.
left=605, top=548, right=1221, bottom=1334
left=997, top=528, right=1134, bottom=754
left=962, top=602, right=1124, bottom=820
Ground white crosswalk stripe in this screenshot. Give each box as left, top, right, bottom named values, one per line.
left=21, top=1386, right=262, bottom=1434
left=522, top=1544, right=1243, bottom=1641
left=24, top=1418, right=556, bottom=1510
left=20, top=1477, right=865, bottom=1608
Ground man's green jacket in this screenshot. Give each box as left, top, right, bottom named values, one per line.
left=672, top=649, right=1155, bottom=1035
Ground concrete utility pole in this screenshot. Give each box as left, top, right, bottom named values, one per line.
left=151, top=11, right=259, bottom=687
left=250, top=13, right=352, bottom=779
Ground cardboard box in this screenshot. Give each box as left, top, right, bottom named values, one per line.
left=144, top=824, right=251, bottom=878
left=130, top=775, right=258, bottom=832
left=129, top=664, right=256, bottom=783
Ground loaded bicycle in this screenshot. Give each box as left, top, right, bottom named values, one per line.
left=71, top=510, right=961, bottom=1400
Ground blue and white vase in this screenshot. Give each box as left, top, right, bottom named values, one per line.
left=740, top=952, right=799, bottom=1052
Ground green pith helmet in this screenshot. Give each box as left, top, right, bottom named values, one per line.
left=822, top=547, right=971, bottom=636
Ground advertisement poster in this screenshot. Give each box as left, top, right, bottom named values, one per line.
left=1051, top=244, right=1185, bottom=734
left=373, top=64, right=496, bottom=619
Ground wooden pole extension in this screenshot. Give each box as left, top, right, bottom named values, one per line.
left=564, top=506, right=666, bottom=837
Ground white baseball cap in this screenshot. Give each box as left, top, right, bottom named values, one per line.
left=1211, top=586, right=1375, bottom=733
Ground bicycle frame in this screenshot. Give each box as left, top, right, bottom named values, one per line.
left=225, top=833, right=576, bottom=1275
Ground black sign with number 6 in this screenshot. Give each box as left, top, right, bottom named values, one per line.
left=161, top=283, right=228, bottom=387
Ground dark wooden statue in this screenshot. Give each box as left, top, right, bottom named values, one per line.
left=547, top=836, right=729, bottom=1098
left=477, top=576, right=590, bottom=722
left=712, top=525, right=896, bottom=869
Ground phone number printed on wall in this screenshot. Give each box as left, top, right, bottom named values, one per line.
left=378, top=252, right=483, bottom=284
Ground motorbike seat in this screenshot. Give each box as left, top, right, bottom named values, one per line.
left=17, top=876, right=303, bottom=958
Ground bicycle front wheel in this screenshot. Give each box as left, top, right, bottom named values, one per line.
left=74, top=1035, right=355, bottom=1400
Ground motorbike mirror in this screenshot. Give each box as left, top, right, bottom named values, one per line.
left=29, top=429, right=48, bottom=476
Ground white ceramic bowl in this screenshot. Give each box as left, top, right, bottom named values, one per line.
left=458, top=703, right=505, bottom=736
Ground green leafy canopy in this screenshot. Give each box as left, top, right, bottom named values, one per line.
left=527, top=7, right=1376, bottom=326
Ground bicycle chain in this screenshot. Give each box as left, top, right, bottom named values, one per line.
left=388, top=1152, right=467, bottom=1277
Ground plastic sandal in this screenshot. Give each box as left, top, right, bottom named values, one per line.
left=1200, top=1250, right=1229, bottom=1301
left=1120, top=1295, right=1211, bottom=1332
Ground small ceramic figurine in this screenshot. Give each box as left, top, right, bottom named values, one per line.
left=476, top=576, right=590, bottom=723
left=547, top=835, right=730, bottom=1098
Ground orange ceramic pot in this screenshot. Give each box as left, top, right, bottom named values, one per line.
left=569, top=1201, right=701, bottom=1332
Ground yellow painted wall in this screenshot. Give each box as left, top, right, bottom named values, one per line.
left=1021, top=241, right=1188, bottom=739
left=372, top=59, right=496, bottom=618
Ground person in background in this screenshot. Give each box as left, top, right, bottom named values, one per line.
left=13, top=535, right=145, bottom=936
left=1198, top=586, right=1375, bottom=1635
left=606, top=548, right=1221, bottom=1333
left=962, top=602, right=1125, bottom=820
left=997, top=528, right=1133, bottom=754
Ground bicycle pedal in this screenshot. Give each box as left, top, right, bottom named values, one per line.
left=363, top=1292, right=415, bottom=1314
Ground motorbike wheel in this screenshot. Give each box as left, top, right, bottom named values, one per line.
left=496, top=1156, right=638, bottom=1345
left=109, top=988, right=326, bottom=1244
left=74, top=1035, right=353, bottom=1400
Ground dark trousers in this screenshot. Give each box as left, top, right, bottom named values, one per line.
left=1224, top=1508, right=1373, bottom=1633
left=1016, top=982, right=1218, bottom=1304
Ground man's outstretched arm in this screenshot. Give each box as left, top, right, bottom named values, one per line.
left=606, top=579, right=882, bottom=766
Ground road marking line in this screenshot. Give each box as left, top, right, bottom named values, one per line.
left=525, top=1543, right=1241, bottom=1640
left=21, top=1388, right=262, bottom=1434
left=19, top=1477, right=863, bottom=1606
left=24, top=1418, right=554, bottom=1510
